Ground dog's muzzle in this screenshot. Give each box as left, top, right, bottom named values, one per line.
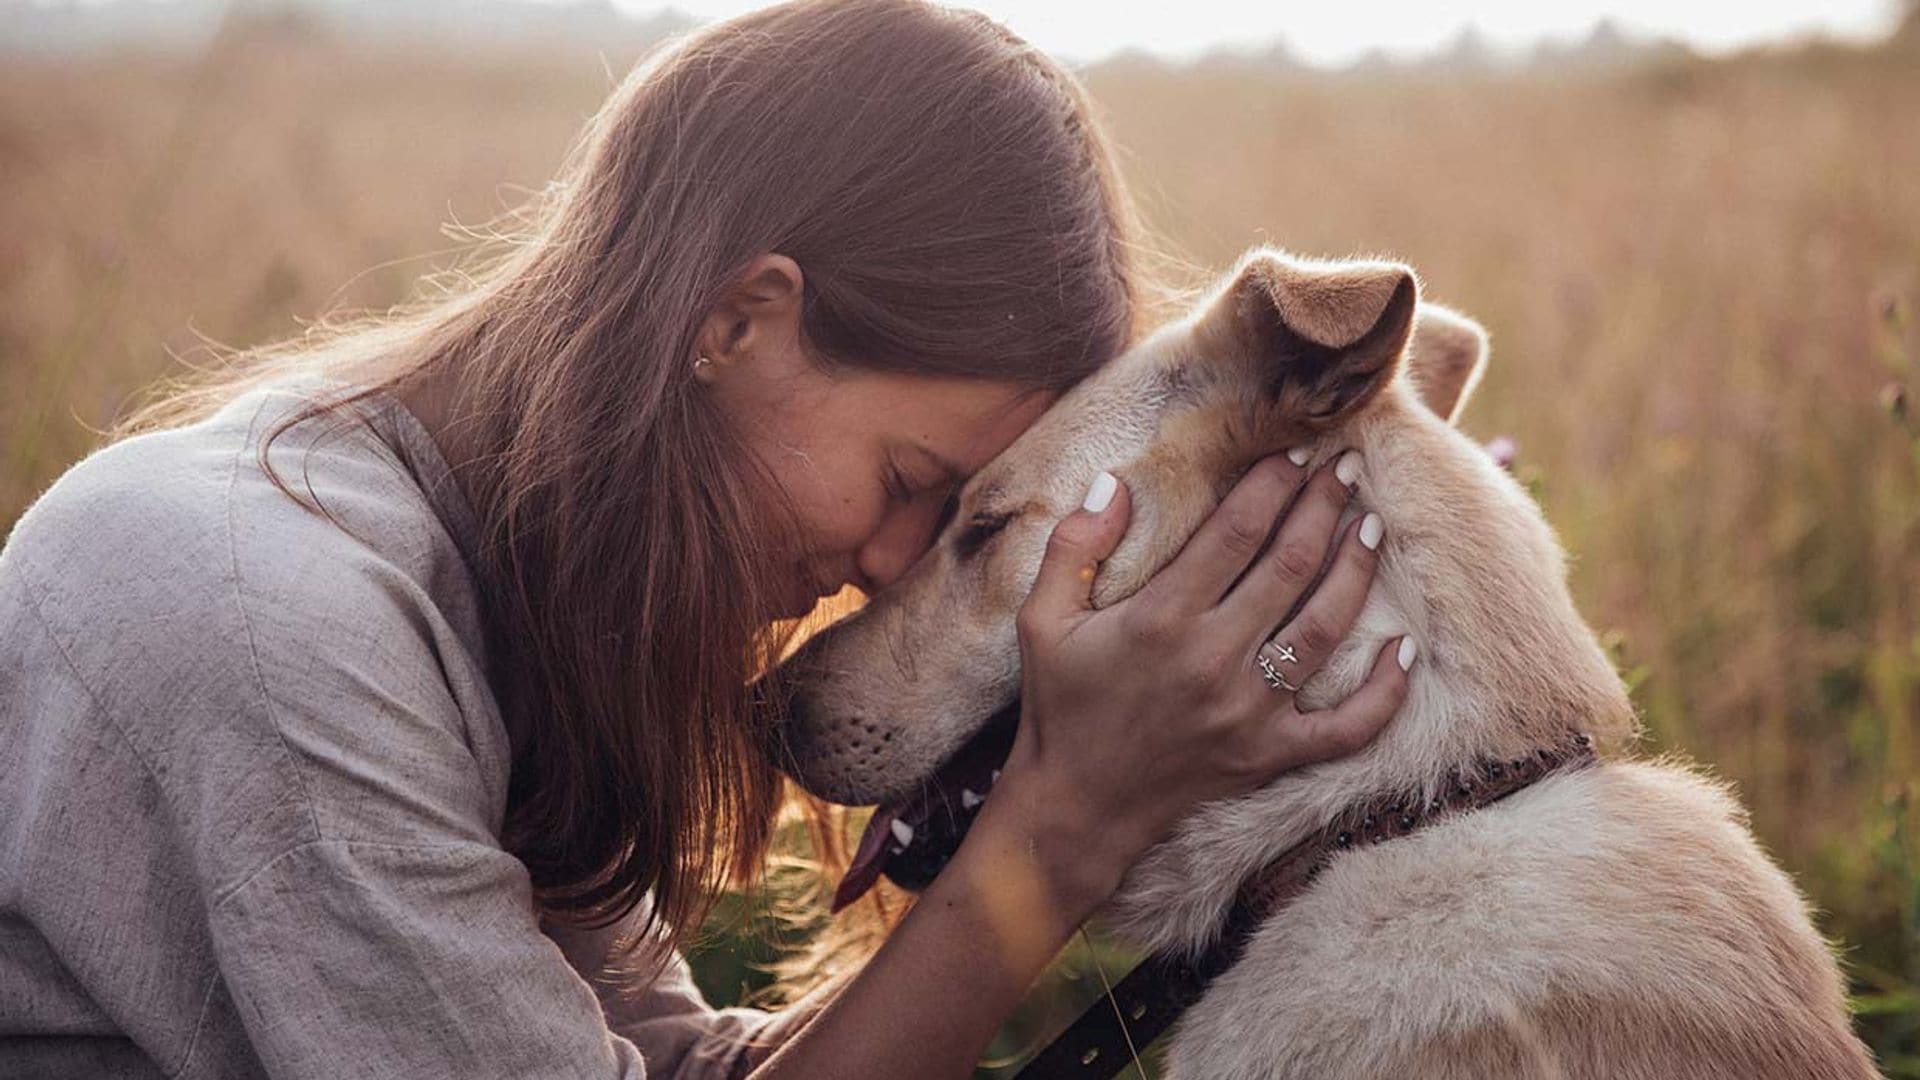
left=814, top=703, right=1022, bottom=911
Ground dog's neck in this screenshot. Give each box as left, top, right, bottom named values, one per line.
left=1104, top=387, right=1636, bottom=955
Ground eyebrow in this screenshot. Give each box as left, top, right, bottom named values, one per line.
left=911, top=443, right=966, bottom=484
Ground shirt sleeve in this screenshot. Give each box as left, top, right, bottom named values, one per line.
left=209, top=839, right=641, bottom=1078
left=191, top=635, right=791, bottom=1080
left=209, top=836, right=802, bottom=1080
left=545, top=912, right=799, bottom=1080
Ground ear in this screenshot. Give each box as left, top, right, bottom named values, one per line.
left=1405, top=303, right=1489, bottom=424
left=1210, top=250, right=1419, bottom=426
left=695, top=252, right=805, bottom=383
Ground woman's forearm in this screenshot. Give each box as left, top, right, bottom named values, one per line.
left=747, top=775, right=1118, bottom=1080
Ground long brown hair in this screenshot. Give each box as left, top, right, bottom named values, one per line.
left=123, top=0, right=1156, bottom=951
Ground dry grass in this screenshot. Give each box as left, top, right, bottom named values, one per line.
left=2, top=17, right=1915, bottom=1071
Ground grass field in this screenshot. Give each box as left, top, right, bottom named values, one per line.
left=3, top=12, right=1917, bottom=1072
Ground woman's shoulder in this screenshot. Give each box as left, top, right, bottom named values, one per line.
left=9, top=375, right=495, bottom=745
left=5, top=376, right=474, bottom=644
left=6, top=385, right=285, bottom=661
left=3, top=376, right=512, bottom=868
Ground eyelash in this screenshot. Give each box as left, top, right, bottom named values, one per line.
left=886, top=462, right=965, bottom=540
left=884, top=462, right=914, bottom=504
left=953, top=512, right=1014, bottom=559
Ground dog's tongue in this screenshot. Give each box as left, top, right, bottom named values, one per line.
left=832, top=804, right=903, bottom=912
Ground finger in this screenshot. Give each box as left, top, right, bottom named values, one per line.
left=1234, top=515, right=1373, bottom=701
left=1138, top=450, right=1313, bottom=616
left=1019, top=470, right=1132, bottom=630
left=1216, top=451, right=1361, bottom=631
left=1227, top=505, right=1381, bottom=669
left=1267, top=636, right=1415, bottom=774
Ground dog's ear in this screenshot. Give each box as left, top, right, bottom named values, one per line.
left=1206, top=250, right=1418, bottom=427
left=1406, top=303, right=1489, bottom=424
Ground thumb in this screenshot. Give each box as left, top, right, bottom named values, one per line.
left=1022, top=470, right=1131, bottom=628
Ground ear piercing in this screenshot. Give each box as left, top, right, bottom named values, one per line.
left=694, top=355, right=713, bottom=371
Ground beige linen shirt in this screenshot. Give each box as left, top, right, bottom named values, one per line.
left=0, top=376, right=778, bottom=1078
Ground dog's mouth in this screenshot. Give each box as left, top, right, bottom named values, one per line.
left=830, top=703, right=1021, bottom=911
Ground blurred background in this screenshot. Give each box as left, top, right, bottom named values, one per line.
left=4, top=0, right=1918, bottom=1073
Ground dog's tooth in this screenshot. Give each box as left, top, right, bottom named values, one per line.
left=961, top=788, right=983, bottom=809
left=990, top=769, right=1001, bottom=785
left=889, top=819, right=915, bottom=847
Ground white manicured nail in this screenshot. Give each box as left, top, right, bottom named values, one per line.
left=961, top=788, right=983, bottom=810
left=890, top=819, right=915, bottom=847
left=1082, top=470, right=1118, bottom=513
left=1397, top=637, right=1419, bottom=671
left=1335, top=451, right=1364, bottom=487
left=1359, top=513, right=1384, bottom=550
left=1286, top=447, right=1311, bottom=466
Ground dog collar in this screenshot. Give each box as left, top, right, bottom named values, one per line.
left=1013, top=731, right=1599, bottom=1079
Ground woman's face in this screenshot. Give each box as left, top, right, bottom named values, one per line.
left=698, top=255, right=1058, bottom=619
left=715, top=362, right=1054, bottom=620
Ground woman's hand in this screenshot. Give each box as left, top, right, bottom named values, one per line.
left=989, top=449, right=1413, bottom=913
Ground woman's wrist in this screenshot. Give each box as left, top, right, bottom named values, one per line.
left=957, top=766, right=1137, bottom=924
left=751, top=778, right=1113, bottom=1079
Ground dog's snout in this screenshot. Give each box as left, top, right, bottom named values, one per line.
left=777, top=695, right=906, bottom=806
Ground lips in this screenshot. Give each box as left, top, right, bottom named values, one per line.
left=830, top=704, right=1022, bottom=911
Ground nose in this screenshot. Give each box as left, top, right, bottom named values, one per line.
left=856, top=499, right=947, bottom=591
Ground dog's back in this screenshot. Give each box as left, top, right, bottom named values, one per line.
left=1166, top=761, right=1876, bottom=1079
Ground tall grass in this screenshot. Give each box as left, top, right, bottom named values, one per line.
left=2, top=19, right=1914, bottom=1070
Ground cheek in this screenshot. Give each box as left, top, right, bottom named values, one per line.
left=741, top=425, right=881, bottom=555
left=787, top=477, right=887, bottom=556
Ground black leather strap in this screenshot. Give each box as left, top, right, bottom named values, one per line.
left=1013, top=948, right=1225, bottom=1076
left=1013, top=733, right=1596, bottom=1079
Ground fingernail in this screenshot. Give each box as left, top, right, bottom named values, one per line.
left=1335, top=450, right=1364, bottom=488
left=1360, top=512, right=1384, bottom=550
left=1082, top=470, right=1117, bottom=513
left=1286, top=446, right=1311, bottom=466
left=1397, top=636, right=1419, bottom=671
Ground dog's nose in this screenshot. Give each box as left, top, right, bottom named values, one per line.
left=773, top=702, right=903, bottom=806
left=769, top=692, right=840, bottom=778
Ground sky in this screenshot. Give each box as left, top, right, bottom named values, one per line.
left=608, top=0, right=1901, bottom=65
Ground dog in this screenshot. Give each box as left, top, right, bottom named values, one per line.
left=776, top=247, right=1879, bottom=1078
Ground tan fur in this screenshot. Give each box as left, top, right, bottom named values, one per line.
left=1161, top=764, right=1871, bottom=1079
left=779, top=248, right=1877, bottom=1077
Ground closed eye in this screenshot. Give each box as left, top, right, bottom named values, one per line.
left=953, top=511, right=1014, bottom=560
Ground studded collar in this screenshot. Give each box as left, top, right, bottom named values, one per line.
left=1013, top=731, right=1600, bottom=1079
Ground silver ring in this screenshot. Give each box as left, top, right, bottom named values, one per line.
left=1256, top=643, right=1302, bottom=693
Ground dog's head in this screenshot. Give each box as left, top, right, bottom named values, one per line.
left=777, top=249, right=1631, bottom=888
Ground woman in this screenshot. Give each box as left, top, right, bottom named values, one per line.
left=0, top=1, right=1411, bottom=1077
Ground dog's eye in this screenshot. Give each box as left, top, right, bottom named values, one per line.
left=952, top=511, right=1014, bottom=559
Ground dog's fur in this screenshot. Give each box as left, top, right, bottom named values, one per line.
left=779, top=248, right=1878, bottom=1078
